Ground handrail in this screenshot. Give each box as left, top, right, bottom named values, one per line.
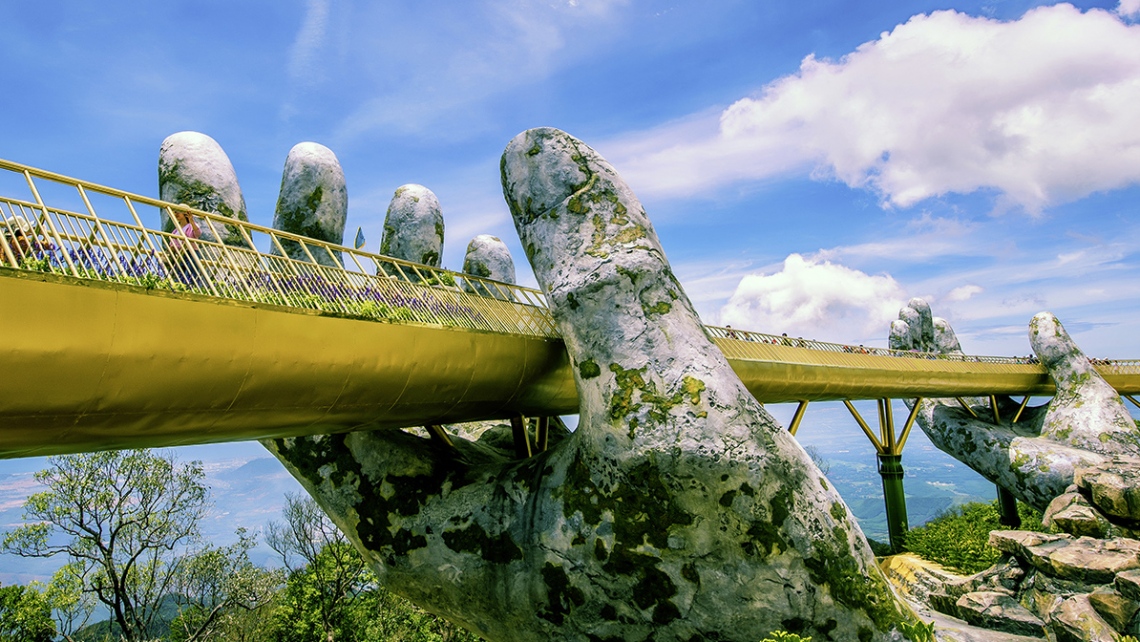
left=0, top=156, right=1133, bottom=370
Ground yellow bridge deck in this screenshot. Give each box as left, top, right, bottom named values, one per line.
left=1, top=158, right=1138, bottom=458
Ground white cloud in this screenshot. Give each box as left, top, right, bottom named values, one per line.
left=719, top=254, right=906, bottom=343
left=288, top=0, right=330, bottom=86
left=946, top=284, right=983, bottom=301
left=1119, top=0, right=1140, bottom=18
left=608, top=4, right=1140, bottom=212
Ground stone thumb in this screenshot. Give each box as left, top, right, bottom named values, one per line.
left=500, top=128, right=754, bottom=441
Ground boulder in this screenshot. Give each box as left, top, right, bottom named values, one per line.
left=1087, top=587, right=1139, bottom=633
left=1046, top=537, right=1140, bottom=584
left=272, top=142, right=348, bottom=267
left=158, top=131, right=248, bottom=244
left=878, top=553, right=966, bottom=604
left=1052, top=594, right=1120, bottom=642
left=1076, top=457, right=1140, bottom=524
left=954, top=591, right=1047, bottom=638
left=1118, top=569, right=1140, bottom=602
left=989, top=530, right=1070, bottom=560
left=1045, top=491, right=1112, bottom=538
left=379, top=184, right=444, bottom=268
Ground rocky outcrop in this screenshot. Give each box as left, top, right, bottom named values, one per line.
left=272, top=142, right=348, bottom=267
left=379, top=184, right=443, bottom=268
left=263, top=128, right=919, bottom=640
left=896, top=457, right=1140, bottom=640
left=890, top=301, right=1140, bottom=511
left=158, top=131, right=248, bottom=244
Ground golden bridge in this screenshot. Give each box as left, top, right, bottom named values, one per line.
left=2, top=158, right=1138, bottom=548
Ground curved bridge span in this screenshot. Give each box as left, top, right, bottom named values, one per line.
left=1, top=158, right=1138, bottom=459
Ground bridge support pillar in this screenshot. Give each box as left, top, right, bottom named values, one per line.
left=843, top=399, right=923, bottom=553
left=997, top=485, right=1021, bottom=527
left=877, top=453, right=909, bottom=553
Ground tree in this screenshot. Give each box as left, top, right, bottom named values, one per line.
left=168, top=528, right=282, bottom=642
left=2, top=449, right=208, bottom=642
left=0, top=582, right=55, bottom=642
left=267, top=493, right=373, bottom=642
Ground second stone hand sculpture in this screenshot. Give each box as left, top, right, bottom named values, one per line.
left=891, top=300, right=1140, bottom=510
left=265, top=128, right=916, bottom=641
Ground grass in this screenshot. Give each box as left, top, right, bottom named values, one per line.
left=904, top=500, right=1044, bottom=574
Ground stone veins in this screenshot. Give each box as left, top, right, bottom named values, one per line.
left=272, top=142, right=348, bottom=267
left=890, top=301, right=1140, bottom=510
left=263, top=128, right=918, bottom=641
left=379, top=184, right=444, bottom=267
left=158, top=131, right=249, bottom=244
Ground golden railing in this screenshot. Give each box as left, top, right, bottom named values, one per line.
left=0, top=156, right=1134, bottom=373
left=0, top=159, right=556, bottom=338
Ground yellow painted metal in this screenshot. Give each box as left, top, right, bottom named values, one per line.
left=787, top=401, right=809, bottom=436
left=896, top=399, right=922, bottom=454
left=956, top=398, right=980, bottom=419
left=990, top=394, right=1001, bottom=424
left=3, top=157, right=1140, bottom=458
left=1013, top=395, right=1033, bottom=423
left=1127, top=395, right=1140, bottom=411
left=843, top=401, right=884, bottom=453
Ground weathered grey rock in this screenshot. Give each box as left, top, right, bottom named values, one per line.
left=463, top=235, right=515, bottom=284
left=1052, top=594, right=1119, bottom=642
left=1031, top=312, right=1140, bottom=456
left=933, top=317, right=963, bottom=353
left=891, top=302, right=1140, bottom=511
left=1047, top=537, right=1140, bottom=584
left=989, top=530, right=1071, bottom=559
left=1076, top=457, right=1140, bottom=524
left=954, top=591, right=1047, bottom=638
left=879, top=553, right=966, bottom=604
left=1045, top=492, right=1112, bottom=538
left=1116, top=569, right=1140, bottom=602
left=462, top=234, right=516, bottom=299
left=889, top=298, right=957, bottom=354
left=1087, top=587, right=1138, bottom=633
left=158, top=131, right=248, bottom=244
left=272, top=142, right=347, bottom=267
left=380, top=184, right=444, bottom=267
left=262, top=128, right=918, bottom=640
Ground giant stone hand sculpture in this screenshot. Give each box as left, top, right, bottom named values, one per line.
left=264, top=128, right=916, bottom=641
left=891, top=299, right=1140, bottom=510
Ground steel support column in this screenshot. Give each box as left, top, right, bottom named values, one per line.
left=997, top=485, right=1021, bottom=527
left=843, top=399, right=915, bottom=553
left=877, top=453, right=909, bottom=553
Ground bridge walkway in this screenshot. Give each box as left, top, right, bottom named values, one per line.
left=2, top=159, right=1138, bottom=549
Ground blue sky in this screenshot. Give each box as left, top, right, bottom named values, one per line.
left=6, top=0, right=1140, bottom=357
left=5, top=0, right=1140, bottom=580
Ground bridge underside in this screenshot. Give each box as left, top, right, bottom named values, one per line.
left=4, top=270, right=1138, bottom=459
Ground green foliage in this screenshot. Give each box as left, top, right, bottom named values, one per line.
left=905, top=500, right=1044, bottom=573
left=0, top=582, right=55, bottom=642
left=898, top=618, right=936, bottom=642
left=2, top=449, right=210, bottom=642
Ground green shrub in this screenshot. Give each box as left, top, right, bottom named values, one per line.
left=905, top=500, right=1043, bottom=573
